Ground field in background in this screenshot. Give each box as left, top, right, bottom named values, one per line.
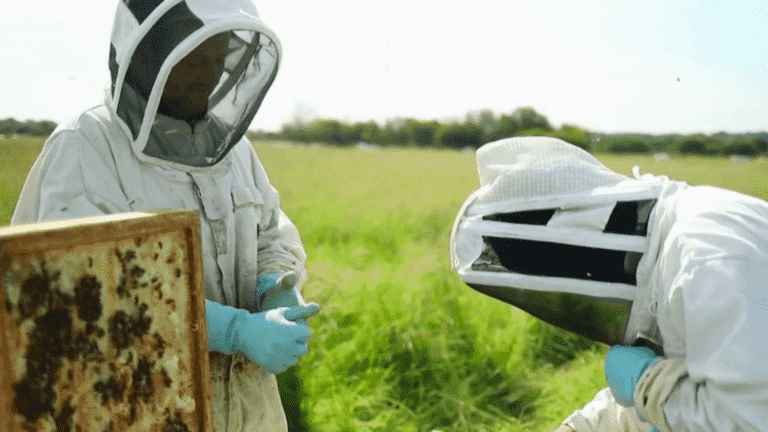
left=4, top=137, right=768, bottom=431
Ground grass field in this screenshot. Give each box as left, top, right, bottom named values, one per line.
left=3, top=137, right=768, bottom=431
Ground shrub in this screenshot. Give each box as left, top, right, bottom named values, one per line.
left=678, top=138, right=706, bottom=155
left=722, top=140, right=758, bottom=157
left=608, top=139, right=649, bottom=154
left=437, top=123, right=484, bottom=149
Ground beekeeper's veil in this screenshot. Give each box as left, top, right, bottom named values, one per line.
left=107, top=0, right=280, bottom=167
left=450, top=137, right=667, bottom=347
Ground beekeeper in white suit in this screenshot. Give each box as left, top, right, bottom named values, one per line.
left=11, top=1, right=319, bottom=431
left=450, top=137, right=768, bottom=432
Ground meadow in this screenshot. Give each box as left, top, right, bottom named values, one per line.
left=3, top=137, right=768, bottom=432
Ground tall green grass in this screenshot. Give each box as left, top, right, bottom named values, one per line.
left=0, top=138, right=45, bottom=223
left=3, top=138, right=768, bottom=431
left=256, top=144, right=768, bottom=432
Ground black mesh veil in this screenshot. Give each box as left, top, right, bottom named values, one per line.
left=108, top=0, right=280, bottom=168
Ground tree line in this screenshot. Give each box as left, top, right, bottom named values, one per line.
left=0, top=118, right=57, bottom=137
left=5, top=111, right=767, bottom=157
left=251, top=107, right=768, bottom=157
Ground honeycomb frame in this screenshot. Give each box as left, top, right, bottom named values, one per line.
left=0, top=210, right=212, bottom=432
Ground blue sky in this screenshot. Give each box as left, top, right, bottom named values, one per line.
left=1, top=1, right=766, bottom=134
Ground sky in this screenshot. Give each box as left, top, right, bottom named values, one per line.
left=1, top=1, right=766, bottom=135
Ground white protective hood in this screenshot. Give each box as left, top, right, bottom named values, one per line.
left=450, top=137, right=672, bottom=346
left=108, top=0, right=281, bottom=168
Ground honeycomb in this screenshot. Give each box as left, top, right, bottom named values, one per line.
left=0, top=211, right=211, bottom=432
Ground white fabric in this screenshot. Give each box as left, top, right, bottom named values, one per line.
left=454, top=138, right=768, bottom=431
left=564, top=186, right=768, bottom=431
left=475, top=136, right=629, bottom=203
left=471, top=137, right=662, bottom=215
left=547, top=204, right=615, bottom=232
left=12, top=106, right=304, bottom=432
left=564, top=388, right=657, bottom=432
left=635, top=358, right=688, bottom=432
left=11, top=1, right=298, bottom=428
left=450, top=137, right=668, bottom=343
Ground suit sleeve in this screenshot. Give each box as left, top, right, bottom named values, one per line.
left=642, top=258, right=768, bottom=432
left=562, top=387, right=655, bottom=432
left=247, top=144, right=308, bottom=287
left=11, top=128, right=130, bottom=225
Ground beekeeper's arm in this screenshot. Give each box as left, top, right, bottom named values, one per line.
left=246, top=144, right=310, bottom=312
left=562, top=257, right=768, bottom=432
left=636, top=257, right=768, bottom=432
left=11, top=127, right=130, bottom=225
left=560, top=386, right=656, bottom=432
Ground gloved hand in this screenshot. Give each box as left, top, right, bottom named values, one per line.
left=256, top=272, right=298, bottom=300
left=605, top=345, right=662, bottom=407
left=257, top=272, right=313, bottom=324
left=205, top=299, right=320, bottom=374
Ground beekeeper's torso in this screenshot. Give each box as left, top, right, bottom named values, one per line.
left=12, top=1, right=304, bottom=431
left=451, top=138, right=768, bottom=431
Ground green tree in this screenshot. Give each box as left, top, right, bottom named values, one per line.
left=754, top=135, right=768, bottom=154
left=678, top=137, right=706, bottom=155
left=355, top=121, right=383, bottom=144
left=437, top=123, right=484, bottom=149
left=309, top=119, right=344, bottom=145
left=404, top=119, right=440, bottom=147
left=552, top=124, right=592, bottom=152
left=0, top=118, right=21, bottom=135
left=383, top=118, right=409, bottom=146
left=512, top=107, right=551, bottom=131
left=484, top=114, right=519, bottom=142
left=722, top=138, right=758, bottom=157
left=0, top=118, right=58, bottom=136
left=608, top=138, right=649, bottom=154
left=465, top=109, right=497, bottom=144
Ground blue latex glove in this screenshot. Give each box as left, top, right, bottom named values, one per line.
left=205, top=299, right=320, bottom=374
left=257, top=272, right=314, bottom=325
left=256, top=272, right=299, bottom=306
left=605, top=345, right=662, bottom=407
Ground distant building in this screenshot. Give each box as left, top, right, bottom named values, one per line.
left=730, top=155, right=750, bottom=164
left=356, top=142, right=380, bottom=151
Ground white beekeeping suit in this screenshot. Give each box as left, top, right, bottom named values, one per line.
left=451, top=137, right=768, bottom=432
left=12, top=1, right=307, bottom=431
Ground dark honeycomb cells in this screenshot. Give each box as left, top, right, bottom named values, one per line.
left=17, top=264, right=63, bottom=320
left=128, top=356, right=156, bottom=424
left=94, top=375, right=127, bottom=405
left=108, top=303, right=153, bottom=351
left=13, top=371, right=57, bottom=423
left=153, top=331, right=167, bottom=358
left=74, top=274, right=103, bottom=322
left=55, top=397, right=76, bottom=432
left=166, top=411, right=191, bottom=432
left=109, top=311, right=134, bottom=350
left=11, top=264, right=111, bottom=424
left=131, top=356, right=156, bottom=404
left=116, top=248, right=148, bottom=299
left=67, top=332, right=104, bottom=362
left=9, top=254, right=180, bottom=430
left=14, top=310, right=73, bottom=423
left=160, top=366, right=173, bottom=387
left=13, top=302, right=109, bottom=423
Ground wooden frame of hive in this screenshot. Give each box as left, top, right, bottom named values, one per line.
left=0, top=210, right=212, bottom=432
